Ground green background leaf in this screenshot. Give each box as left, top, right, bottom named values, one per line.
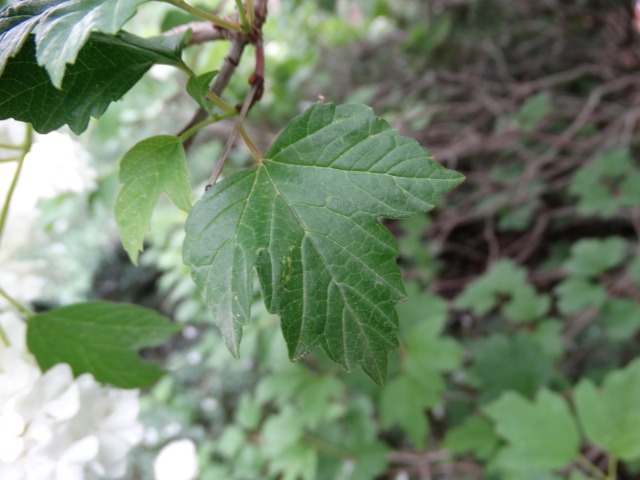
left=574, top=359, right=640, bottom=461
left=484, top=389, right=580, bottom=472
left=26, top=301, right=181, bottom=388
left=470, top=333, right=555, bottom=402
left=183, top=102, right=463, bottom=383
left=115, top=135, right=192, bottom=265
left=0, top=32, right=184, bottom=134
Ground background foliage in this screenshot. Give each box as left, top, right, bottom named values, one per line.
left=2, top=0, right=640, bottom=479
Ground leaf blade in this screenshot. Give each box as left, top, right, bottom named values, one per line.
left=26, top=301, right=181, bottom=388
left=0, top=0, right=149, bottom=87
left=0, top=31, right=185, bottom=133
left=115, top=135, right=192, bottom=265
left=183, top=102, right=463, bottom=383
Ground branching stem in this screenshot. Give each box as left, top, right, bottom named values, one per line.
left=205, top=82, right=263, bottom=189
left=0, top=286, right=33, bottom=318
left=205, top=91, right=236, bottom=113
left=0, top=324, right=9, bottom=347
left=577, top=455, right=607, bottom=480
left=0, top=124, right=32, bottom=247
left=178, top=111, right=237, bottom=142
left=163, top=0, right=243, bottom=32
left=0, top=142, right=23, bottom=150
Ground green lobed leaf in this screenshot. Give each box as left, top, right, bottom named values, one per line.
left=569, top=147, right=640, bottom=217
left=515, top=91, right=552, bottom=133
left=0, top=0, right=148, bottom=87
left=443, top=416, right=499, bottom=460
left=183, top=102, right=463, bottom=383
left=26, top=301, right=181, bottom=388
left=599, top=299, right=640, bottom=342
left=456, top=259, right=549, bottom=323
left=555, top=277, right=607, bottom=315
left=470, top=333, right=555, bottom=402
left=484, top=389, right=580, bottom=472
left=565, top=237, right=626, bottom=277
left=186, top=70, right=218, bottom=110
left=0, top=31, right=185, bottom=134
left=574, top=359, right=640, bottom=461
left=115, top=135, right=192, bottom=265
left=379, top=373, right=439, bottom=447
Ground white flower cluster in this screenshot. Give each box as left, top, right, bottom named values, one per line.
left=0, top=313, right=143, bottom=480
left=0, top=121, right=143, bottom=479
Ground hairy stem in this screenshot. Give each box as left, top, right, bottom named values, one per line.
left=163, top=0, right=243, bottom=32
left=0, top=124, right=32, bottom=247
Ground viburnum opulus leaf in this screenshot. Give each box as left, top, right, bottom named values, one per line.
left=0, top=31, right=185, bottom=134
left=115, top=135, right=192, bottom=265
left=183, top=103, right=463, bottom=383
left=27, top=301, right=181, bottom=389
left=0, top=0, right=148, bottom=86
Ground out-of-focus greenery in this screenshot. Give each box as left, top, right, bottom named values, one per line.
left=28, top=0, right=640, bottom=478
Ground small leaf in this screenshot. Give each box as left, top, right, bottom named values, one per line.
left=484, top=389, right=580, bottom=471
left=186, top=70, right=218, bottom=110
left=574, top=359, right=640, bottom=461
left=566, top=237, right=626, bottom=277
left=471, top=333, right=555, bottom=402
left=456, top=259, right=549, bottom=323
left=115, top=135, right=192, bottom=265
left=569, top=147, right=640, bottom=217
left=183, top=102, right=463, bottom=383
left=0, top=32, right=185, bottom=134
left=26, top=301, right=181, bottom=388
left=443, top=416, right=499, bottom=460
left=379, top=373, right=439, bottom=447
left=555, top=278, right=607, bottom=315
left=600, top=299, right=640, bottom=342
left=0, top=0, right=148, bottom=87
left=515, top=92, right=552, bottom=133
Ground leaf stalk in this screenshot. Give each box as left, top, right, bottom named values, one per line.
left=178, top=111, right=237, bottom=142
left=235, top=0, right=251, bottom=33
left=577, top=455, right=607, bottom=480
left=246, top=0, right=255, bottom=26
left=0, top=124, right=32, bottom=247
left=163, top=0, right=243, bottom=33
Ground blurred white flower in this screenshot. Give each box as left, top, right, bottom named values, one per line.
left=0, top=121, right=141, bottom=479
left=0, top=312, right=144, bottom=480
left=0, top=124, right=96, bottom=308
left=153, top=439, right=199, bottom=480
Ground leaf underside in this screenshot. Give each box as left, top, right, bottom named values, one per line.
left=0, top=0, right=148, bottom=86
left=27, top=301, right=181, bottom=389
left=183, top=103, right=463, bottom=383
left=115, top=135, right=192, bottom=265
left=0, top=32, right=183, bottom=134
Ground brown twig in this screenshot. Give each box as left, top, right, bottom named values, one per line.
left=205, top=81, right=263, bottom=189
left=179, top=0, right=268, bottom=150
